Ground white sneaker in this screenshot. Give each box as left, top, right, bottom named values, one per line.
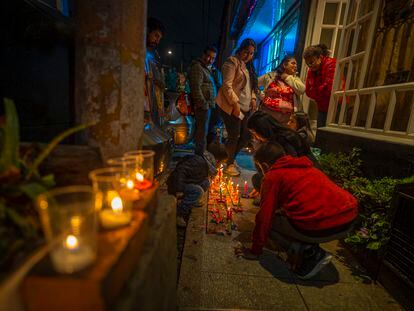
left=224, top=164, right=240, bottom=176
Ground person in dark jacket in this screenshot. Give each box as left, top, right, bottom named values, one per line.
left=167, top=151, right=216, bottom=226
left=188, top=46, right=219, bottom=155
left=303, top=44, right=336, bottom=128
left=240, top=142, right=358, bottom=280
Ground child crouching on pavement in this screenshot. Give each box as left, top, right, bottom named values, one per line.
left=240, top=142, right=358, bottom=280
left=167, top=151, right=217, bottom=227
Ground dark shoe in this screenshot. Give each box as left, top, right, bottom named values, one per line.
left=294, top=246, right=332, bottom=280
left=176, top=216, right=187, bottom=228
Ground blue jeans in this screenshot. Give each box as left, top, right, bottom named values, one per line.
left=178, top=179, right=210, bottom=217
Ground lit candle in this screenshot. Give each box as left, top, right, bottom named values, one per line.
left=65, top=235, right=79, bottom=251
left=50, top=234, right=95, bottom=274
left=218, top=164, right=223, bottom=183
left=119, top=179, right=140, bottom=201
left=99, top=193, right=132, bottom=229
left=134, top=172, right=152, bottom=190
left=219, top=185, right=223, bottom=201
left=243, top=181, right=248, bottom=197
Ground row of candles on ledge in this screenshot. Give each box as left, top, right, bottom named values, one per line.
left=36, top=150, right=155, bottom=274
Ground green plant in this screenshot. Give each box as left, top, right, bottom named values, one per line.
left=319, top=148, right=414, bottom=252
left=0, top=98, right=91, bottom=271
left=318, top=147, right=362, bottom=186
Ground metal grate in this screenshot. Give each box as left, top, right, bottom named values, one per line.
left=384, top=184, right=414, bottom=288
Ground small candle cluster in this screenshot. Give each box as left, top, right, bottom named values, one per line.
left=36, top=150, right=156, bottom=275
left=208, top=166, right=245, bottom=234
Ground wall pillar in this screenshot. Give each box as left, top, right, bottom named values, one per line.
left=74, top=0, right=146, bottom=160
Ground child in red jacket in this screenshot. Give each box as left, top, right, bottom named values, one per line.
left=303, top=44, right=336, bottom=128
left=242, top=142, right=358, bottom=280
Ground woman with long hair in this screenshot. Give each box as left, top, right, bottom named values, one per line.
left=258, top=56, right=305, bottom=125
left=216, top=38, right=258, bottom=176
left=247, top=110, right=310, bottom=157
left=303, top=44, right=336, bottom=128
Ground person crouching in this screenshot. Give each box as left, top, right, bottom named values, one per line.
left=167, top=151, right=217, bottom=227
left=241, top=142, right=358, bottom=280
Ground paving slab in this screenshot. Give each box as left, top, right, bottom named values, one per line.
left=296, top=282, right=404, bottom=311
left=180, top=270, right=305, bottom=310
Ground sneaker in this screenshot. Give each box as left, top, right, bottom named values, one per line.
left=176, top=216, right=187, bottom=228
left=294, top=246, right=332, bottom=280
left=224, top=164, right=240, bottom=176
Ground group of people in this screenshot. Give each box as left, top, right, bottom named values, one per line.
left=186, top=38, right=336, bottom=178
left=151, top=27, right=358, bottom=280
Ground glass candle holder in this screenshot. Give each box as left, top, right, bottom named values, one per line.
left=89, top=167, right=136, bottom=230
left=36, top=186, right=97, bottom=274
left=123, top=150, right=155, bottom=189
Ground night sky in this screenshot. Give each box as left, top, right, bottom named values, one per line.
left=148, top=0, right=226, bottom=71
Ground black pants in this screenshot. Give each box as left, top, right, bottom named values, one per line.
left=218, top=106, right=250, bottom=165
left=269, top=215, right=356, bottom=251
left=194, top=106, right=223, bottom=155
left=317, top=111, right=327, bottom=128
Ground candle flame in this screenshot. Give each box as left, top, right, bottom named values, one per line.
left=111, top=196, right=123, bottom=212
left=65, top=235, right=79, bottom=250
left=126, top=179, right=134, bottom=189
left=135, top=172, right=144, bottom=182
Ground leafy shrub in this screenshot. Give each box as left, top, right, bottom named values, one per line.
left=318, top=147, right=362, bottom=186
left=319, top=148, right=414, bottom=251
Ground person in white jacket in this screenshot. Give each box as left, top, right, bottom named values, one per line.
left=258, top=56, right=305, bottom=114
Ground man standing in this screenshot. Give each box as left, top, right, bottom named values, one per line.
left=145, top=17, right=166, bottom=126
left=188, top=46, right=220, bottom=155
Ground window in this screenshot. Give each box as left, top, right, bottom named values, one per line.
left=328, top=0, right=414, bottom=140
left=257, top=6, right=299, bottom=75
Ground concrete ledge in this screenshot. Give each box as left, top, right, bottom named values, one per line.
left=20, top=187, right=167, bottom=311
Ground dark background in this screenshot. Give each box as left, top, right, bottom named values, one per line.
left=148, top=0, right=226, bottom=72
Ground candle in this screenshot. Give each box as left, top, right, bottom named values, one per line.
left=243, top=181, right=248, bottom=197
left=99, top=194, right=132, bottom=229
left=65, top=235, right=79, bottom=250
left=119, top=179, right=140, bottom=201
left=134, top=172, right=152, bottom=190
left=226, top=207, right=233, bottom=234
left=218, top=164, right=223, bottom=183
left=50, top=235, right=95, bottom=274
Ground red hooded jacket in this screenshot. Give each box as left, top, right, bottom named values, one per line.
left=305, top=56, right=336, bottom=112
left=252, top=156, right=358, bottom=254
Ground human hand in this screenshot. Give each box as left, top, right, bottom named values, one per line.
left=251, top=99, right=257, bottom=111
left=236, top=247, right=259, bottom=260
left=232, top=105, right=241, bottom=117
left=249, top=189, right=259, bottom=198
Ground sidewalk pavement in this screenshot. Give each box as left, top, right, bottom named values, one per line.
left=177, top=165, right=403, bottom=310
